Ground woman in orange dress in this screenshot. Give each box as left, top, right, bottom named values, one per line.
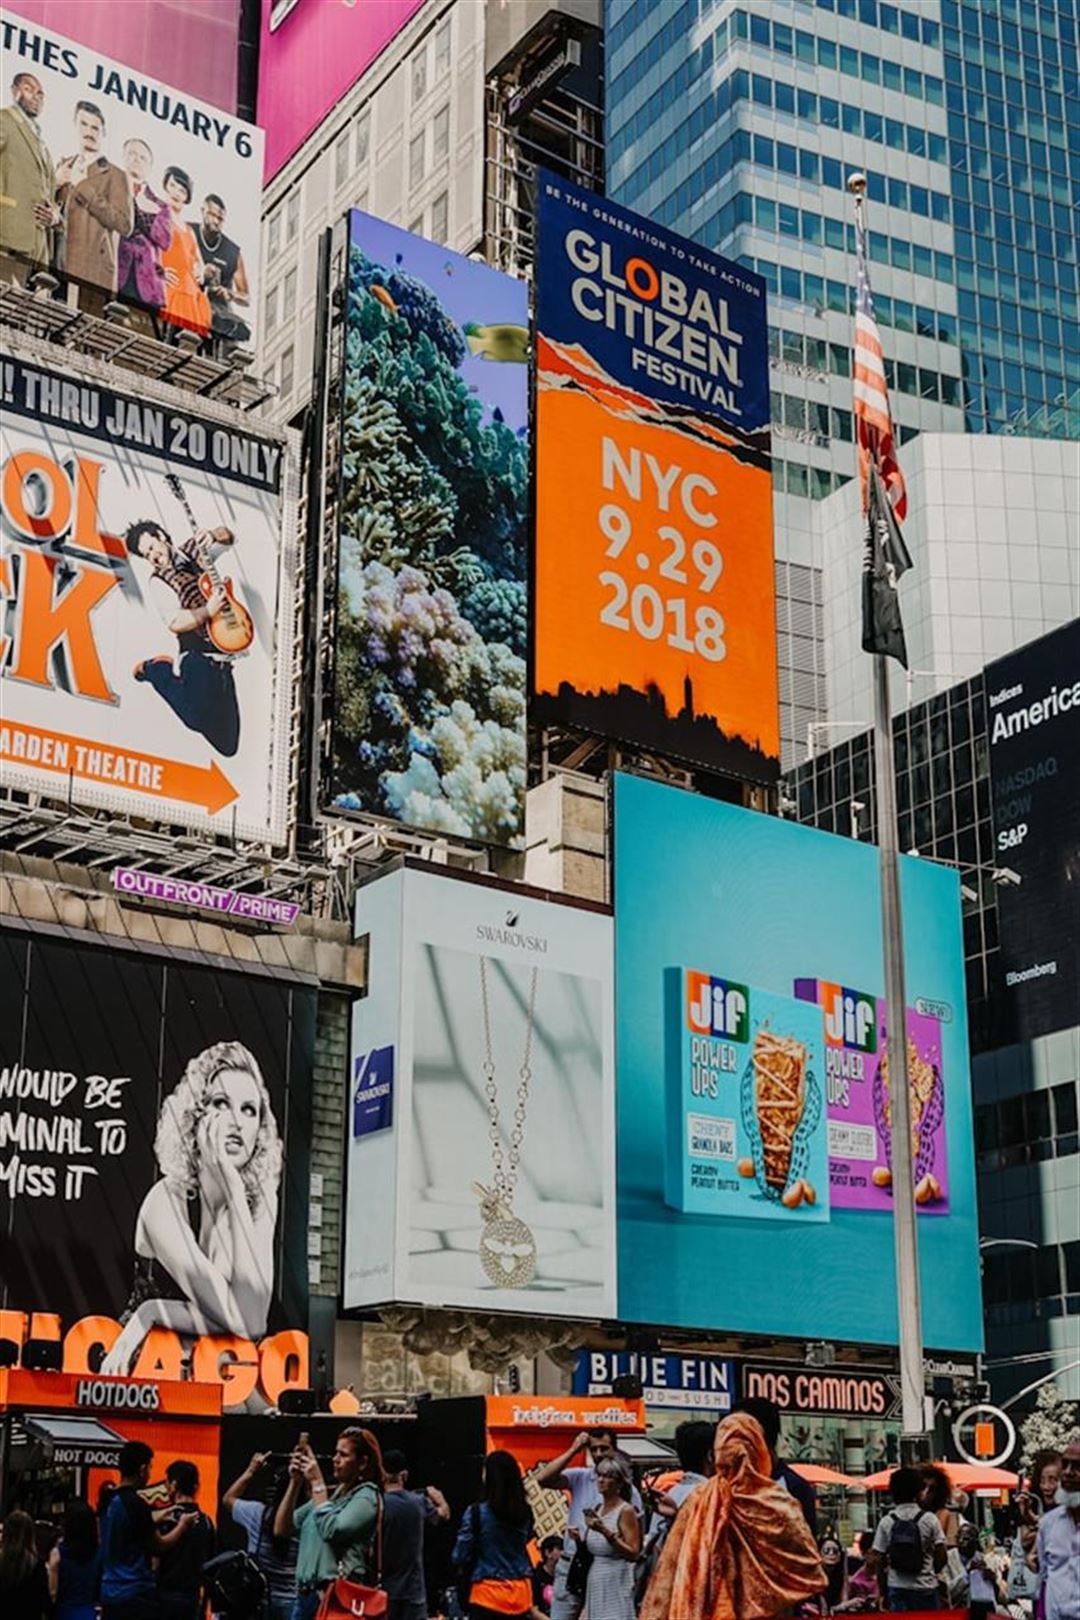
left=160, top=165, right=211, bottom=336
left=640, top=1412, right=826, bottom=1620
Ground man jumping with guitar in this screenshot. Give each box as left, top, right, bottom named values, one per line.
left=125, top=476, right=254, bottom=757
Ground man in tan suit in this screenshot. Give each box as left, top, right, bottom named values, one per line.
left=55, top=99, right=134, bottom=297
left=0, top=72, right=57, bottom=277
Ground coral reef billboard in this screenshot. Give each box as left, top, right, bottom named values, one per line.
left=532, top=172, right=778, bottom=784
left=327, top=211, right=529, bottom=847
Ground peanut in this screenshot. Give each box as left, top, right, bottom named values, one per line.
left=737, top=1157, right=755, bottom=1179
left=914, top=1174, right=933, bottom=1204
left=801, top=1179, right=816, bottom=1205
left=781, top=1181, right=804, bottom=1209
left=872, top=1166, right=892, bottom=1188
left=928, top=1174, right=942, bottom=1200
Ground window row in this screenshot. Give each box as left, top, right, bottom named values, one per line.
left=267, top=188, right=301, bottom=262
left=982, top=1240, right=1080, bottom=1310
left=409, top=15, right=452, bottom=106
left=744, top=189, right=955, bottom=285
left=815, top=0, right=941, bottom=45
left=946, top=81, right=1070, bottom=151
left=771, top=456, right=853, bottom=500
left=727, top=9, right=945, bottom=105
left=975, top=1080, right=1080, bottom=1159
left=263, top=266, right=299, bottom=336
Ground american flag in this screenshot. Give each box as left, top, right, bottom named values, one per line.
left=854, top=210, right=907, bottom=521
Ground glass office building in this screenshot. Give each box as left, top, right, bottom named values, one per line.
left=606, top=0, right=1079, bottom=761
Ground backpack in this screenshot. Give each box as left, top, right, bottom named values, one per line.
left=201, top=1549, right=267, bottom=1620
left=886, top=1510, right=927, bottom=1576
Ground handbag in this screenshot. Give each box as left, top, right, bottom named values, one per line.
left=565, top=1537, right=593, bottom=1600
left=1006, top=1533, right=1040, bottom=1602
left=316, top=1490, right=386, bottom=1620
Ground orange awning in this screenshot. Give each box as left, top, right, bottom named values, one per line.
left=789, top=1462, right=864, bottom=1488
left=858, top=1461, right=1018, bottom=1491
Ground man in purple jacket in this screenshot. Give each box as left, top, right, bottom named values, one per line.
left=117, top=136, right=170, bottom=322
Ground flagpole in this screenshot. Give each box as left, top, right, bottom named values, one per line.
left=848, top=172, right=930, bottom=1461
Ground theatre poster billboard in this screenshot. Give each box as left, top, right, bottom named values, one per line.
left=326, top=211, right=529, bottom=848
left=533, top=171, right=778, bottom=784
left=0, top=343, right=297, bottom=843
left=0, top=932, right=316, bottom=1407
left=1, top=11, right=263, bottom=345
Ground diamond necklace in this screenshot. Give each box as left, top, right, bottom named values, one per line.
left=474, top=955, right=539, bottom=1288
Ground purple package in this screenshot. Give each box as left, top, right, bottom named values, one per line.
left=794, top=980, right=948, bottom=1214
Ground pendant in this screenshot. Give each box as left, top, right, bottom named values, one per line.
left=475, top=1184, right=537, bottom=1288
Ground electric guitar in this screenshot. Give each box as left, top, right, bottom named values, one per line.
left=164, top=473, right=255, bottom=655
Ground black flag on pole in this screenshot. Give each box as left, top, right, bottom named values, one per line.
left=862, top=461, right=913, bottom=666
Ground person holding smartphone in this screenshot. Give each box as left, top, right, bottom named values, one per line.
left=157, top=1462, right=215, bottom=1620
left=274, top=1429, right=383, bottom=1620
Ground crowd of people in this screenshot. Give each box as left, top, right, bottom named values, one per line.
left=0, top=1421, right=1077, bottom=1620
left=1, top=70, right=251, bottom=344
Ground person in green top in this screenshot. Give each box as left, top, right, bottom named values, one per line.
left=274, top=1426, right=384, bottom=1620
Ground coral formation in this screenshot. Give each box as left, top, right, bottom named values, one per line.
left=332, top=241, right=528, bottom=845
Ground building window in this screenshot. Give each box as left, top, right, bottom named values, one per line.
left=355, top=111, right=370, bottom=169
left=264, top=285, right=279, bottom=335
left=431, top=190, right=448, bottom=244
left=280, top=344, right=295, bottom=400
left=433, top=104, right=450, bottom=163
left=409, top=131, right=425, bottom=190
left=434, top=17, right=451, bottom=77
left=408, top=214, right=424, bottom=237
left=411, top=44, right=427, bottom=103
left=283, top=267, right=297, bottom=320
left=286, top=189, right=300, bottom=244
left=335, top=131, right=350, bottom=191
left=267, top=208, right=282, bottom=262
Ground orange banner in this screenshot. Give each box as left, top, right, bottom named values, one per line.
left=0, top=718, right=237, bottom=815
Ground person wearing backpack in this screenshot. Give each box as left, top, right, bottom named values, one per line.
left=865, top=1467, right=947, bottom=1611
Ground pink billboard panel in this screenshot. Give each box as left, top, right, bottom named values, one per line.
left=258, top=0, right=425, bottom=180
left=3, top=0, right=241, bottom=113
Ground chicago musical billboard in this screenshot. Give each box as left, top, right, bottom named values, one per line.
left=0, top=932, right=315, bottom=1407
left=0, top=343, right=296, bottom=843
left=613, top=772, right=983, bottom=1349
left=985, top=619, right=1080, bottom=1043
left=1, top=12, right=263, bottom=345
left=533, top=171, right=778, bottom=783
left=327, top=211, right=529, bottom=847
left=343, top=866, right=616, bottom=1319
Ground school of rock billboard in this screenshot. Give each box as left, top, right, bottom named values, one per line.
left=0, top=342, right=297, bottom=843
left=532, top=170, right=778, bottom=784
left=613, top=772, right=983, bottom=1351
left=985, top=619, right=1080, bottom=1044
left=343, top=865, right=616, bottom=1319
left=327, top=211, right=529, bottom=848
left=1, top=12, right=263, bottom=346
left=0, top=931, right=316, bottom=1406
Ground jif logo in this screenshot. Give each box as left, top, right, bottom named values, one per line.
left=687, top=972, right=749, bottom=1041
left=820, top=982, right=876, bottom=1051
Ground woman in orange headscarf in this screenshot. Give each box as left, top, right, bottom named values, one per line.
left=640, top=1412, right=826, bottom=1620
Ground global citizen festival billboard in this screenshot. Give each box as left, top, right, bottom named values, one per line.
left=986, top=619, right=1080, bottom=1043
left=344, top=866, right=616, bottom=1319
left=533, top=171, right=778, bottom=784
left=0, top=13, right=263, bottom=346
left=613, top=773, right=983, bottom=1350
left=327, top=211, right=529, bottom=847
left=0, top=344, right=297, bottom=843
left=0, top=933, right=316, bottom=1406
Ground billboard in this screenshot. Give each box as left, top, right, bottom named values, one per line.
left=0, top=344, right=296, bottom=843
left=258, top=0, right=424, bottom=180
left=1, top=13, right=263, bottom=345
left=328, top=211, right=529, bottom=847
left=343, top=866, right=616, bottom=1318
left=985, top=620, right=1080, bottom=1043
left=0, top=931, right=315, bottom=1407
left=4, top=2, right=242, bottom=114
left=533, top=171, right=778, bottom=784
left=613, top=772, right=982, bottom=1349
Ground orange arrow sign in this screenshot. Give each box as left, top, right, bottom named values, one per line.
left=0, top=719, right=238, bottom=816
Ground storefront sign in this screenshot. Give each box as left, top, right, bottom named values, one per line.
left=76, top=1377, right=161, bottom=1411
left=486, top=1394, right=643, bottom=1431
left=113, top=868, right=300, bottom=926
left=742, top=1362, right=902, bottom=1420
left=573, top=1350, right=736, bottom=1415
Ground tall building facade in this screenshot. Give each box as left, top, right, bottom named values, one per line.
left=606, top=0, right=1079, bottom=763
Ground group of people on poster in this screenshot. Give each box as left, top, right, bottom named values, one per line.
left=0, top=71, right=250, bottom=344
